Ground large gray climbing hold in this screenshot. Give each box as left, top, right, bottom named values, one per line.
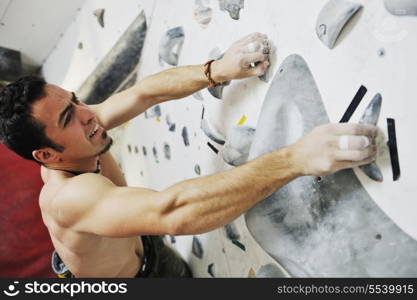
left=222, top=126, right=256, bottom=166
left=358, top=94, right=383, bottom=182
left=159, top=27, right=185, bottom=66
left=245, top=54, right=417, bottom=277
left=316, top=0, right=362, bottom=49
left=385, top=0, right=417, bottom=16
left=219, top=0, right=244, bottom=20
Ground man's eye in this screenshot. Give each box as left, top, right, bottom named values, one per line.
left=64, top=111, right=73, bottom=127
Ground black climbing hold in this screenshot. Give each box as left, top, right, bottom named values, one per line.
left=207, top=142, right=219, bottom=154
left=340, top=85, right=367, bottom=123
left=231, top=240, right=246, bottom=252
left=207, top=263, right=215, bottom=277
left=387, top=118, right=400, bottom=181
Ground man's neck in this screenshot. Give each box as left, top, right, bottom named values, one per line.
left=46, top=156, right=101, bottom=175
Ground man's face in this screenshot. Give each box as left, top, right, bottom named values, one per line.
left=31, top=84, right=112, bottom=161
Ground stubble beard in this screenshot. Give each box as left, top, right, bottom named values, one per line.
left=95, top=134, right=113, bottom=156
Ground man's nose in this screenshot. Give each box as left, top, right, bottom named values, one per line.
left=78, top=106, right=95, bottom=125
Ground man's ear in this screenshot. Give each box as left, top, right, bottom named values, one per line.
left=32, top=148, right=61, bottom=164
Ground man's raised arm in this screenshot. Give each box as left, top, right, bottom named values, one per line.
left=90, top=33, right=270, bottom=130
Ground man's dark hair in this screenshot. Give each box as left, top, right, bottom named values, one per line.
left=0, top=76, right=64, bottom=163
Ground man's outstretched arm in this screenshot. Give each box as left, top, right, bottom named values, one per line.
left=54, top=123, right=377, bottom=238
left=90, top=33, right=270, bottom=130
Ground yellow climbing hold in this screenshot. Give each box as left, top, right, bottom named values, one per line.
left=237, top=115, right=247, bottom=126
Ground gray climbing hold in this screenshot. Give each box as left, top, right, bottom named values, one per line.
left=219, top=0, right=244, bottom=20
left=245, top=54, right=417, bottom=277
left=93, top=8, right=105, bottom=28
left=182, top=127, right=190, bottom=146
left=192, top=91, right=204, bottom=101
left=163, top=143, right=171, bottom=160
left=358, top=94, right=383, bottom=182
left=193, top=0, right=213, bottom=26
left=224, top=223, right=240, bottom=241
left=208, top=81, right=231, bottom=99
left=316, top=0, right=362, bottom=49
left=159, top=27, right=185, bottom=66
left=192, top=236, right=204, bottom=258
left=194, top=164, right=201, bottom=175
left=377, top=48, right=386, bottom=57
left=152, top=145, right=158, bottom=160
left=384, top=0, right=417, bottom=16
left=170, top=235, right=176, bottom=244
left=145, top=105, right=161, bottom=119
left=222, top=126, right=256, bottom=166
left=256, top=263, right=287, bottom=278
left=166, top=115, right=176, bottom=132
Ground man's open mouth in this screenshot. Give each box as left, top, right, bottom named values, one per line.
left=89, top=124, right=100, bottom=139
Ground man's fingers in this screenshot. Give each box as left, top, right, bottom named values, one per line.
left=337, top=135, right=370, bottom=150
left=334, top=146, right=376, bottom=162
left=242, top=53, right=268, bottom=68
left=329, top=123, right=378, bottom=137
left=250, top=60, right=269, bottom=76
left=335, top=154, right=377, bottom=170
left=243, top=41, right=262, bottom=53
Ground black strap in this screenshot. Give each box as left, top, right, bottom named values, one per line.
left=340, top=85, right=367, bottom=123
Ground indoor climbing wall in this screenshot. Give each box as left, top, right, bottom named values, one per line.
left=43, top=0, right=417, bottom=277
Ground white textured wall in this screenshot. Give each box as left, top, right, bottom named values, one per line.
left=42, top=0, right=155, bottom=90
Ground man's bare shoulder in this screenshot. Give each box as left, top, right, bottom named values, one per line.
left=51, top=173, right=115, bottom=227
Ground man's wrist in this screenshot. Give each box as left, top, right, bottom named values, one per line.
left=279, top=146, right=305, bottom=178
left=209, top=59, right=229, bottom=83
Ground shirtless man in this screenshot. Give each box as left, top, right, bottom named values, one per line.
left=0, top=33, right=377, bottom=277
